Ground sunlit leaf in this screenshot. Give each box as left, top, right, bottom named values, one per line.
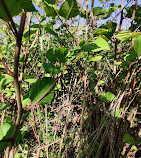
left=24, top=79, right=37, bottom=84
left=44, top=0, right=57, bottom=4
left=88, top=55, right=102, bottom=62
left=27, top=77, right=55, bottom=104
left=134, top=35, right=141, bottom=57
left=82, top=37, right=110, bottom=52
left=98, top=92, right=115, bottom=102
left=59, top=0, right=79, bottom=20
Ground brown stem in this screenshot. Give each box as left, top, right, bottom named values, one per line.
left=12, top=10, right=26, bottom=140
left=130, top=0, right=138, bottom=32
left=0, top=59, right=14, bottom=77
left=118, top=0, right=124, bottom=32
left=106, top=0, right=132, bottom=29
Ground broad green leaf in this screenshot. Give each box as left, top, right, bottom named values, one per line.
left=22, top=98, right=31, bottom=108
left=23, top=30, right=37, bottom=40
left=0, top=123, right=11, bottom=140
left=14, top=153, right=22, bottom=158
left=44, top=2, right=57, bottom=18
left=55, top=47, right=68, bottom=63
left=134, top=35, right=141, bottom=57
left=82, top=37, right=110, bottom=52
left=98, top=92, right=115, bottom=102
left=0, top=0, right=36, bottom=21
left=46, top=48, right=58, bottom=62
left=93, top=7, right=104, bottom=16
left=123, top=133, right=135, bottom=144
left=0, top=74, right=13, bottom=90
left=44, top=0, right=57, bottom=4
left=115, top=31, right=131, bottom=40
left=45, top=24, right=58, bottom=37
left=0, top=102, right=10, bottom=111
left=124, top=50, right=137, bottom=63
left=88, top=55, right=102, bottom=62
left=100, top=21, right=117, bottom=39
left=43, top=63, right=62, bottom=74
left=59, top=0, right=79, bottom=20
left=79, top=40, right=85, bottom=47
left=120, top=32, right=139, bottom=43
left=22, top=111, right=30, bottom=121
left=24, top=79, right=37, bottom=84
left=0, top=123, right=22, bottom=153
left=93, top=29, right=108, bottom=35
left=0, top=123, right=11, bottom=153
left=115, top=62, right=122, bottom=66
left=27, top=77, right=55, bottom=104
left=3, top=117, right=12, bottom=123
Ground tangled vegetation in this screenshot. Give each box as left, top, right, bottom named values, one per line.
left=0, top=0, right=141, bottom=157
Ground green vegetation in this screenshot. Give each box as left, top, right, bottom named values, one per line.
left=0, top=0, right=140, bottom=157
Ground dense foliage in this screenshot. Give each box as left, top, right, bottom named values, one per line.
left=0, top=0, right=140, bottom=157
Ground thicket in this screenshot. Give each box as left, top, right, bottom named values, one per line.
left=0, top=0, right=141, bottom=157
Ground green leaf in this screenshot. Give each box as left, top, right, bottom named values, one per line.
left=27, top=77, right=55, bottom=104
left=115, top=31, right=131, bottom=40
left=22, top=98, right=31, bottom=108
left=24, top=79, right=37, bottom=84
left=115, top=62, right=122, bottom=66
left=103, top=6, right=119, bottom=19
left=44, top=2, right=57, bottom=18
left=120, top=32, right=139, bottom=43
left=0, top=123, right=21, bottom=153
left=131, top=145, right=137, bottom=151
left=45, top=24, right=58, bottom=37
left=46, top=48, right=58, bottom=62
left=93, top=7, right=104, bottom=16
left=0, top=74, right=13, bottom=90
left=59, top=0, right=79, bottom=20
left=0, top=65, right=5, bottom=70
left=14, top=153, right=22, bottom=158
left=43, top=63, right=62, bottom=74
left=98, top=92, right=115, bottom=102
left=82, top=37, right=110, bottom=52
left=44, top=0, right=57, bottom=4
left=55, top=47, right=68, bottom=63
left=134, top=35, right=141, bottom=57
left=0, top=0, right=36, bottom=21
left=79, top=40, right=85, bottom=47
left=124, top=50, right=137, bottom=63
left=0, top=102, right=10, bottom=111
left=88, top=55, right=102, bottom=62
left=93, top=29, right=108, bottom=35
left=123, top=133, right=135, bottom=144
left=23, top=29, right=37, bottom=39
left=0, top=123, right=11, bottom=140
left=0, top=123, right=11, bottom=153
left=97, top=80, right=105, bottom=86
